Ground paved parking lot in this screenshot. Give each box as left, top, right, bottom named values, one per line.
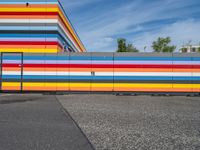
left=0, top=94, right=93, bottom=150
left=0, top=94, right=200, bottom=150
left=58, top=95, right=200, bottom=150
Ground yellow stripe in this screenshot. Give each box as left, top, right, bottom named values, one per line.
left=23, top=83, right=68, bottom=87
left=0, top=8, right=58, bottom=12
left=115, top=83, right=197, bottom=88
left=2, top=82, right=21, bottom=86
left=21, top=83, right=200, bottom=89
left=0, top=48, right=58, bottom=53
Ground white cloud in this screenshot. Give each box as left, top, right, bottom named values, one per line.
left=134, top=19, right=200, bottom=52
left=61, top=0, right=200, bottom=52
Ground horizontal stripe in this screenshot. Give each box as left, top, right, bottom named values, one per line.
left=0, top=41, right=59, bottom=45
left=0, top=12, right=58, bottom=15
left=114, top=61, right=200, bottom=64
left=0, top=2, right=57, bottom=4
left=2, top=57, right=200, bottom=64
left=0, top=38, right=57, bottom=41
left=0, top=8, right=58, bottom=13
left=3, top=71, right=200, bottom=77
left=19, top=79, right=200, bottom=84
left=8, top=64, right=200, bottom=69
left=23, top=60, right=69, bottom=64
left=24, top=56, right=69, bottom=60
left=114, top=56, right=192, bottom=61
left=0, top=33, right=57, bottom=37
left=15, top=82, right=200, bottom=89
left=0, top=26, right=58, bottom=31
left=0, top=23, right=58, bottom=27
left=0, top=48, right=58, bottom=53
left=0, top=19, right=58, bottom=23
left=20, top=68, right=200, bottom=73
left=15, top=75, right=200, bottom=81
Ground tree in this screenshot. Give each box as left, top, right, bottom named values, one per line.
left=198, top=47, right=200, bottom=52
left=117, top=38, right=126, bottom=52
left=152, top=37, right=176, bottom=53
left=116, top=38, right=139, bottom=52
left=126, top=44, right=139, bottom=52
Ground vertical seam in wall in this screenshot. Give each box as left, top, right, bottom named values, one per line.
left=0, top=52, right=2, bottom=91
left=21, top=52, right=23, bottom=92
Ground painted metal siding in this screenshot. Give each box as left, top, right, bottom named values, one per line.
left=0, top=0, right=85, bottom=53
left=0, top=52, right=200, bottom=93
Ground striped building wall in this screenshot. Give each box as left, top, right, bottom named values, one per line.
left=1, top=52, right=200, bottom=93
left=0, top=0, right=86, bottom=53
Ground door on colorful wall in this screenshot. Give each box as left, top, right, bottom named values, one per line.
left=1, top=53, right=22, bottom=91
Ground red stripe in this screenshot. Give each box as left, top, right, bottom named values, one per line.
left=2, top=64, right=21, bottom=67
left=19, top=64, right=200, bottom=69
left=114, top=64, right=200, bottom=69
left=0, top=12, right=58, bottom=16
left=0, top=41, right=59, bottom=45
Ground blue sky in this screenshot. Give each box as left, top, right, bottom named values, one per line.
left=61, top=0, right=200, bottom=52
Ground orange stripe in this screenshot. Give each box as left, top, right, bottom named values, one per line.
left=23, top=86, right=46, bottom=91
left=23, top=68, right=69, bottom=71
left=113, top=88, right=194, bottom=92
left=57, top=87, right=69, bottom=91
left=2, top=67, right=21, bottom=71
left=114, top=68, right=200, bottom=72
left=2, top=86, right=21, bottom=91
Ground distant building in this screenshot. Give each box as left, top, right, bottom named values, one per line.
left=0, top=0, right=86, bottom=53
left=180, top=45, right=200, bottom=53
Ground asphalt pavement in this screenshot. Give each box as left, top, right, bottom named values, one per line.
left=0, top=94, right=94, bottom=150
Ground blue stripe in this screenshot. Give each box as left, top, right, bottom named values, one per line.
left=24, top=56, right=69, bottom=60
left=2, top=56, right=21, bottom=60
left=70, top=56, right=91, bottom=60
left=3, top=75, right=200, bottom=81
left=115, top=56, right=192, bottom=61
left=0, top=34, right=57, bottom=38
left=2, top=75, right=21, bottom=79
left=92, top=56, right=113, bottom=60
left=23, top=75, right=69, bottom=80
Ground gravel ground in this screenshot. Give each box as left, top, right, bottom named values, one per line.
left=57, top=95, right=200, bottom=150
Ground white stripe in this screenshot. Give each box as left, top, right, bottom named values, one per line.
left=113, top=72, right=194, bottom=76
left=4, top=71, right=200, bottom=77
left=2, top=71, right=21, bottom=75
left=23, top=72, right=90, bottom=76
left=0, top=19, right=58, bottom=24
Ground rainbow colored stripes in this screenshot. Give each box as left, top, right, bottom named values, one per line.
left=1, top=52, right=200, bottom=93
left=0, top=0, right=86, bottom=53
